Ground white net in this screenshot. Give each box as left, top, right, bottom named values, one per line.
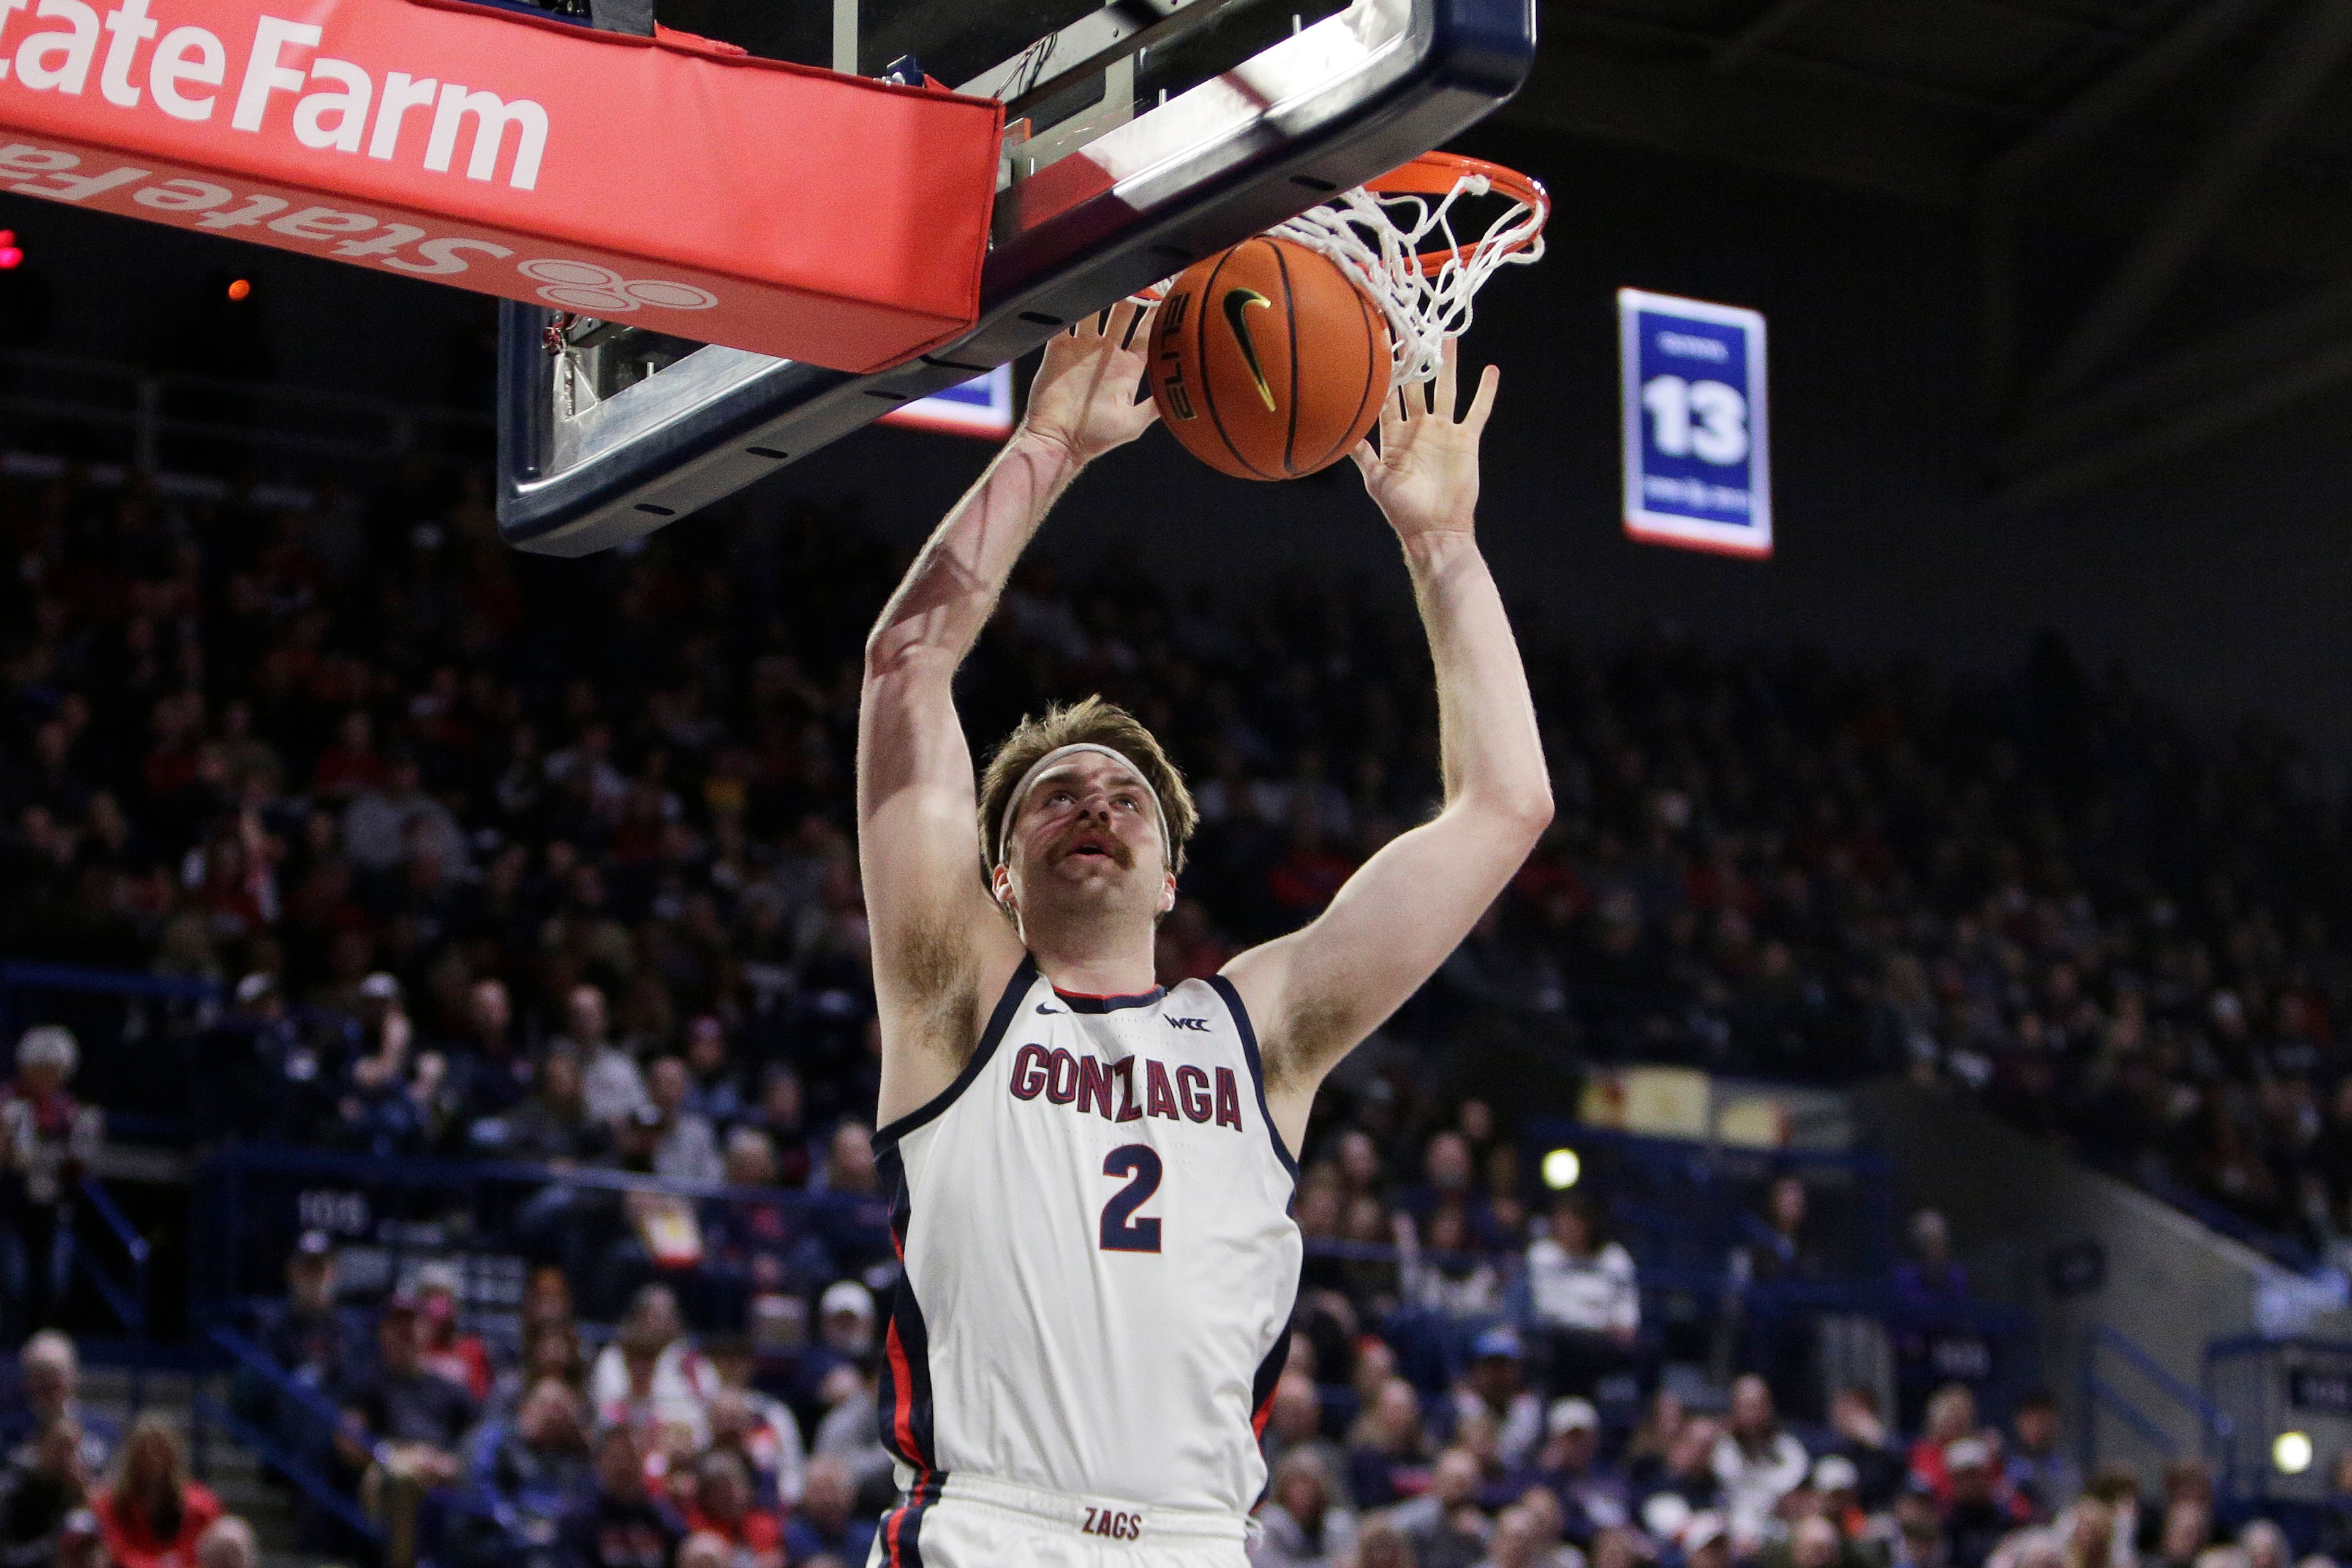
left=1273, top=164, right=1548, bottom=387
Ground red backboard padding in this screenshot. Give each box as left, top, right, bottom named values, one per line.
left=0, top=0, right=1003, bottom=372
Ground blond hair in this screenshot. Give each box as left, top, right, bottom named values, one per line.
left=978, top=696, right=1197, bottom=875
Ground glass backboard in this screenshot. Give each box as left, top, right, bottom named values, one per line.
left=494, top=0, right=1537, bottom=555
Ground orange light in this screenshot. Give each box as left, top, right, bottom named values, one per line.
left=227, top=279, right=251, bottom=301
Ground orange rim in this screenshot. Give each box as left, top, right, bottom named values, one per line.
left=1361, top=151, right=1548, bottom=277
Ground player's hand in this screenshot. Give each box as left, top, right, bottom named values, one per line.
left=1351, top=336, right=1498, bottom=540
left=1019, top=301, right=1159, bottom=465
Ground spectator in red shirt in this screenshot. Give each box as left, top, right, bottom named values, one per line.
left=681, top=1449, right=783, bottom=1568
left=414, top=1262, right=493, bottom=1402
left=92, top=1414, right=222, bottom=1568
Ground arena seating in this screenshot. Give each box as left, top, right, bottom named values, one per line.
left=5, top=448, right=2350, bottom=1568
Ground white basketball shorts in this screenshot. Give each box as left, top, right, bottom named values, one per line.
left=865, top=1474, right=1252, bottom=1568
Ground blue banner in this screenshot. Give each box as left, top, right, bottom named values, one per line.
left=1618, top=288, right=1771, bottom=558
left=881, top=363, right=1015, bottom=439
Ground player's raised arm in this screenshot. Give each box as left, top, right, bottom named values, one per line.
left=858, top=304, right=1158, bottom=1125
left=1221, top=339, right=1552, bottom=1147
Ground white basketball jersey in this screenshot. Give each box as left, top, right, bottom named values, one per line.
left=871, top=956, right=1302, bottom=1525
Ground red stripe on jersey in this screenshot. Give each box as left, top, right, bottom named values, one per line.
left=886, top=1318, right=922, bottom=1463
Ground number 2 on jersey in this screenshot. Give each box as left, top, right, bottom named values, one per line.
left=1099, top=1144, right=1164, bottom=1253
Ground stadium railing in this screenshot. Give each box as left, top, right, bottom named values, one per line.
left=197, top=1324, right=387, bottom=1548
left=62, top=1174, right=155, bottom=1407
left=2079, top=1323, right=2239, bottom=1485
left=0, top=960, right=222, bottom=1144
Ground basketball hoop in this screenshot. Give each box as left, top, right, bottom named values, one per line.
left=1273, top=151, right=1548, bottom=388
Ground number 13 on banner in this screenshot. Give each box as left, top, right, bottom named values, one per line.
left=1618, top=288, right=1772, bottom=559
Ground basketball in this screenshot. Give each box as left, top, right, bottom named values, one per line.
left=1148, top=236, right=1393, bottom=480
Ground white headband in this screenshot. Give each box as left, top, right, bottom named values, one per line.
left=995, top=743, right=1170, bottom=870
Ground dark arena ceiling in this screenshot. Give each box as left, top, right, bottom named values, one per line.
left=1501, top=0, right=2352, bottom=501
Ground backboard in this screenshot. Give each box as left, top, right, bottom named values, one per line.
left=494, top=0, right=1538, bottom=556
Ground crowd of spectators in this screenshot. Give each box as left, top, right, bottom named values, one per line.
left=5, top=443, right=2352, bottom=1562
left=0, top=1331, right=255, bottom=1568
left=7, top=458, right=2352, bottom=1266
left=17, top=1298, right=2346, bottom=1568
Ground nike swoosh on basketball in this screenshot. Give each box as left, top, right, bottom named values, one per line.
left=1221, top=287, right=1276, bottom=411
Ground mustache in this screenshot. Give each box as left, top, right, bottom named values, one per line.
left=1054, top=818, right=1134, bottom=868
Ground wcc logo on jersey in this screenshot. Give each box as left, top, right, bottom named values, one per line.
left=1008, top=1042, right=1246, bottom=1131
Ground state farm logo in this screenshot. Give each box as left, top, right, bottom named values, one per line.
left=519, top=258, right=715, bottom=313
left=0, top=4, right=551, bottom=191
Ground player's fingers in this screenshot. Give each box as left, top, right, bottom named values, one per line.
left=1434, top=336, right=1459, bottom=420
left=1117, top=300, right=1155, bottom=352
left=1348, top=439, right=1379, bottom=477
left=1463, top=363, right=1500, bottom=433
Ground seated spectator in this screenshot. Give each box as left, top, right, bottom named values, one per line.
left=2319, top=1449, right=2352, bottom=1563
left=336, top=1295, right=475, bottom=1493
left=1635, top=1416, right=1721, bottom=1533
left=1623, top=1391, right=1686, bottom=1494
left=649, top=1057, right=723, bottom=1188
left=590, top=1285, right=718, bottom=1444
left=0, top=1415, right=92, bottom=1568
left=194, top=1514, right=257, bottom=1568
left=701, top=1133, right=831, bottom=1325
left=1389, top=1448, right=1492, bottom=1568
left=1886, top=1479, right=1951, bottom=1568
left=414, top=1262, right=493, bottom=1403
left=1402, top=1207, right=1504, bottom=1319
left=1713, top=1376, right=1808, bottom=1550
left=706, top=1340, right=806, bottom=1510
left=809, top=1124, right=892, bottom=1274
left=2054, top=1496, right=2119, bottom=1568
left=1403, top=1134, right=1498, bottom=1248
left=499, top=1046, right=608, bottom=1163
left=1512, top=1398, right=1627, bottom=1544
left=2, top=1334, right=114, bottom=1474
left=1525, top=1194, right=1638, bottom=1400
left=1265, top=1374, right=1343, bottom=1482
left=561, top=986, right=649, bottom=1130
left=1941, top=1442, right=2009, bottom=1568
left=257, top=1232, right=360, bottom=1391
left=809, top=1360, right=890, bottom=1496
left=475, top=1379, right=594, bottom=1546
left=1909, top=1387, right=1980, bottom=1505
left=488, top=1318, right=587, bottom=1428
left=91, top=1415, right=221, bottom=1568
left=1828, top=1385, right=1907, bottom=1511
left=2002, top=1391, right=2078, bottom=1523
left=558, top=1425, right=685, bottom=1568
left=2149, top=1496, right=2209, bottom=1568
left=1683, top=1512, right=1734, bottom=1568
left=1355, top=1520, right=1419, bottom=1568
left=1893, top=1212, right=1967, bottom=1315
left=1760, top=1513, right=1864, bottom=1568
left=1345, top=1376, right=1433, bottom=1511
left=782, top=1457, right=874, bottom=1567
left=1252, top=1450, right=1355, bottom=1568
left=448, top=978, right=533, bottom=1120
left=1513, top=1485, right=1588, bottom=1568
left=1, top=1026, right=102, bottom=1339
left=1812, top=1457, right=1868, bottom=1544
left=1453, top=1329, right=1543, bottom=1471
left=2238, top=1519, right=2288, bottom=1568
left=794, top=1281, right=876, bottom=1409
left=1738, top=1177, right=1826, bottom=1417
left=680, top=1450, right=783, bottom=1568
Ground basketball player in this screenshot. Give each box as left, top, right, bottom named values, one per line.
left=856, top=301, right=1550, bottom=1566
